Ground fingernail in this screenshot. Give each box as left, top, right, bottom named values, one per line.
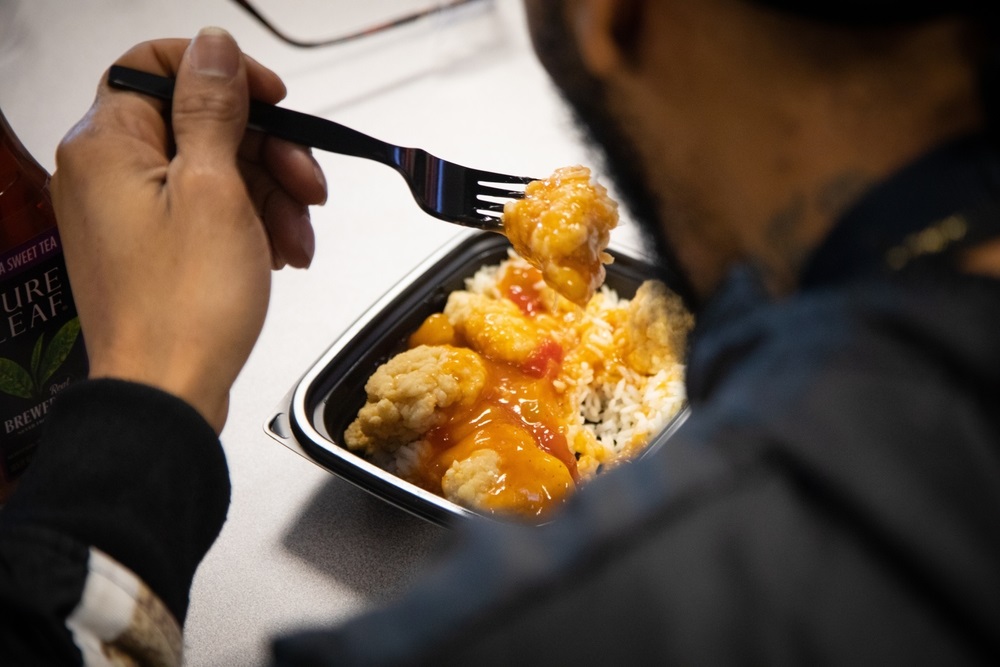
left=189, top=27, right=239, bottom=79
left=298, top=212, right=316, bottom=268
left=272, top=249, right=287, bottom=271
left=314, top=162, right=328, bottom=205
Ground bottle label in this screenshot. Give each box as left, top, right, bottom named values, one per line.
left=0, top=228, right=87, bottom=483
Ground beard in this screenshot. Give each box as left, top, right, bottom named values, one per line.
left=524, top=1, right=699, bottom=308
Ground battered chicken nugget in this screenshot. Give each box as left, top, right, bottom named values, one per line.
left=445, top=292, right=542, bottom=366
left=624, top=281, right=694, bottom=374
left=503, top=165, right=618, bottom=306
left=344, top=345, right=486, bottom=455
left=440, top=426, right=574, bottom=516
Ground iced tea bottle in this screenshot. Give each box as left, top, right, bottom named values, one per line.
left=0, top=107, right=88, bottom=503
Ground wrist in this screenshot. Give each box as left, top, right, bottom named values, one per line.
left=88, top=355, right=230, bottom=434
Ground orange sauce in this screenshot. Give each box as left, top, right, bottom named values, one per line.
left=499, top=261, right=546, bottom=316
left=404, top=266, right=580, bottom=516
left=522, top=338, right=563, bottom=379
left=419, top=357, right=577, bottom=515
left=408, top=313, right=456, bottom=347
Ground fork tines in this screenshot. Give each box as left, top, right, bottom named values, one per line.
left=475, top=173, right=536, bottom=218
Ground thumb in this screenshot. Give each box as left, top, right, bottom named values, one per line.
left=171, top=27, right=247, bottom=166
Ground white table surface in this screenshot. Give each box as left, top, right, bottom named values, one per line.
left=0, top=0, right=650, bottom=663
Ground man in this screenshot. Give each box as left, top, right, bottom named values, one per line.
left=2, top=0, right=998, bottom=664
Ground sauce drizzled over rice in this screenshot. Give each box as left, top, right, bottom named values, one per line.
left=345, top=252, right=692, bottom=519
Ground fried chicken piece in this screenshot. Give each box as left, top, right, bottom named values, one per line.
left=503, top=165, right=618, bottom=306
left=624, top=280, right=694, bottom=374
left=444, top=291, right=542, bottom=366
left=440, top=449, right=504, bottom=510
left=344, top=345, right=486, bottom=455
left=440, top=425, right=574, bottom=516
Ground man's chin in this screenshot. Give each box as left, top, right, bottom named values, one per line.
left=598, top=144, right=701, bottom=310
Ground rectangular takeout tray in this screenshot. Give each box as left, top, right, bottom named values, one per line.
left=265, top=231, right=689, bottom=526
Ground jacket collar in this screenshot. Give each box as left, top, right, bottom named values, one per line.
left=685, top=134, right=1000, bottom=402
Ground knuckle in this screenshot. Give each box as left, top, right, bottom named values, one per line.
left=56, top=100, right=163, bottom=171
left=174, top=161, right=246, bottom=200
left=172, top=89, right=244, bottom=125
left=55, top=112, right=107, bottom=175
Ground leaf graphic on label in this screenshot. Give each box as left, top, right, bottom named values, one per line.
left=0, top=358, right=35, bottom=399
left=31, top=332, right=44, bottom=381
left=38, top=317, right=81, bottom=386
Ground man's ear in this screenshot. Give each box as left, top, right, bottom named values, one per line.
left=570, top=0, right=644, bottom=76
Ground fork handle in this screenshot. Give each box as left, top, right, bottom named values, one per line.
left=107, top=65, right=396, bottom=165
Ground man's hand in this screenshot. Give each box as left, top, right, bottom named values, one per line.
left=50, top=28, right=327, bottom=433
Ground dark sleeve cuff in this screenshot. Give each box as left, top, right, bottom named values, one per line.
left=0, top=378, right=230, bottom=624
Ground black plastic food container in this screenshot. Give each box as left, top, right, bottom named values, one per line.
left=265, top=231, right=689, bottom=526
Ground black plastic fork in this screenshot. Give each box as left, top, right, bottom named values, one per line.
left=107, top=66, right=536, bottom=230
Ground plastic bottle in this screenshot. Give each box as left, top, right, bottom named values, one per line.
left=0, top=107, right=88, bottom=503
